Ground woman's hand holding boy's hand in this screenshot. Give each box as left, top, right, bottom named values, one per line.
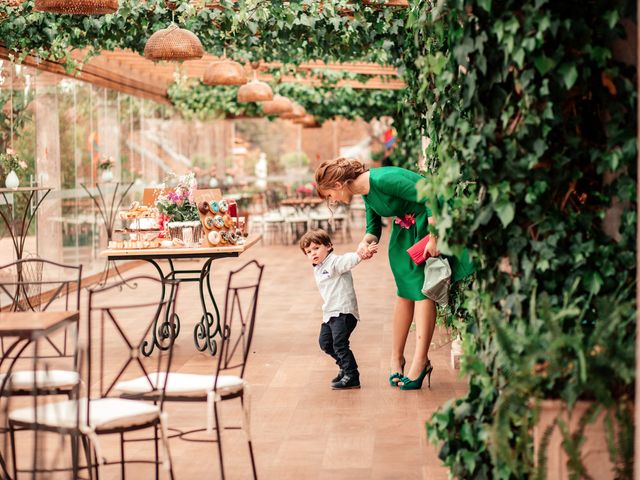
left=357, top=242, right=370, bottom=259
left=357, top=241, right=378, bottom=260
left=424, top=236, right=440, bottom=258
left=364, top=242, right=378, bottom=259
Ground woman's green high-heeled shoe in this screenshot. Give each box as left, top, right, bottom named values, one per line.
left=388, top=357, right=406, bottom=387
left=399, top=362, right=433, bottom=390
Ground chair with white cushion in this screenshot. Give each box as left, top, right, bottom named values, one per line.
left=0, top=258, right=82, bottom=397
left=116, top=260, right=264, bottom=480
left=8, top=276, right=179, bottom=480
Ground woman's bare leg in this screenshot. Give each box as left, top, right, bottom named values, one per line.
left=390, top=296, right=414, bottom=381
left=402, top=298, right=436, bottom=382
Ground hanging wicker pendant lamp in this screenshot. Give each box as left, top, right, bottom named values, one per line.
left=280, top=103, right=306, bottom=120
left=301, top=115, right=321, bottom=128
left=294, top=114, right=318, bottom=127
left=203, top=59, right=247, bottom=86
left=144, top=24, right=204, bottom=62
left=237, top=70, right=273, bottom=103
left=34, top=0, right=118, bottom=14
left=261, top=95, right=293, bottom=115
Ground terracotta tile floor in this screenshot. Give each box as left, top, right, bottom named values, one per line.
left=7, top=234, right=467, bottom=479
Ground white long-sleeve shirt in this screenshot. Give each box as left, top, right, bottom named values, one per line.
left=313, top=251, right=361, bottom=323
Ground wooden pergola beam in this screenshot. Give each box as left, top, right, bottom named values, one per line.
left=0, top=46, right=171, bottom=105
left=85, top=49, right=406, bottom=92
left=0, top=45, right=405, bottom=105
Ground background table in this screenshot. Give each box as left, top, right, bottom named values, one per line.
left=0, top=187, right=51, bottom=262
left=101, top=235, right=260, bottom=356
left=81, top=182, right=134, bottom=286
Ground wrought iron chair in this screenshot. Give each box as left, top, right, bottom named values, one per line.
left=7, top=276, right=179, bottom=479
left=115, top=260, right=264, bottom=480
left=0, top=258, right=82, bottom=397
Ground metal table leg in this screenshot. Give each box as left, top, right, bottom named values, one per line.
left=193, top=258, right=221, bottom=356
left=140, top=259, right=181, bottom=357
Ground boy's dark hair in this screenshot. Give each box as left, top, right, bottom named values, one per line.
left=299, top=229, right=333, bottom=253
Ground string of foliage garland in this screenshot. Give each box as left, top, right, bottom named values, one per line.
left=404, top=1, right=637, bottom=478
left=167, top=80, right=405, bottom=124
left=0, top=0, right=407, bottom=68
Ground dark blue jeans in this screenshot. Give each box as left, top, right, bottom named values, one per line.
left=318, top=313, right=359, bottom=377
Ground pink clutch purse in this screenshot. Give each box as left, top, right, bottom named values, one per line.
left=406, top=235, right=432, bottom=265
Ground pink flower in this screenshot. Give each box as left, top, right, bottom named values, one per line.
left=394, top=213, right=416, bottom=229
left=6, top=148, right=15, bottom=155
left=18, top=161, right=27, bottom=169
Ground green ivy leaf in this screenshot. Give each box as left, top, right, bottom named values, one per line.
left=477, top=0, right=492, bottom=13
left=533, top=55, right=557, bottom=75
left=558, top=64, right=578, bottom=90
left=584, top=271, right=603, bottom=295
left=495, top=202, right=515, bottom=227
left=461, top=450, right=477, bottom=473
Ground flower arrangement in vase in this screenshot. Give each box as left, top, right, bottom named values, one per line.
left=98, top=155, right=115, bottom=182
left=155, top=172, right=202, bottom=246
left=0, top=148, right=27, bottom=189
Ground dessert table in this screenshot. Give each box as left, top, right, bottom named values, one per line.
left=100, top=235, right=260, bottom=357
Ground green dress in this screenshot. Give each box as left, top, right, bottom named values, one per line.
left=363, top=167, right=473, bottom=301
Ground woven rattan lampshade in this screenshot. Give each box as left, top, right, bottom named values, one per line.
left=261, top=95, right=293, bottom=115
left=294, top=114, right=319, bottom=127
left=144, top=24, right=204, bottom=62
left=280, top=103, right=306, bottom=120
left=203, top=59, right=247, bottom=86
left=237, top=79, right=274, bottom=103
left=301, top=115, right=321, bottom=128
left=34, top=0, right=118, bottom=14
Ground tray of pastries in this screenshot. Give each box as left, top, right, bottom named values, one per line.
left=108, top=239, right=161, bottom=250
left=118, top=201, right=161, bottom=231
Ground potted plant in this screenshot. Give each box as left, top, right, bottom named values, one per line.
left=98, top=156, right=114, bottom=182
left=0, top=148, right=27, bottom=189
left=489, top=282, right=634, bottom=479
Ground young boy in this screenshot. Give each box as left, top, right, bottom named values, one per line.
left=300, top=229, right=378, bottom=390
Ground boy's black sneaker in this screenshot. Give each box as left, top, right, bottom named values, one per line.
left=331, top=374, right=360, bottom=390
left=331, top=370, right=344, bottom=383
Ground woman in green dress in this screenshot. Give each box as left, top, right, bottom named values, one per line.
left=315, top=157, right=471, bottom=390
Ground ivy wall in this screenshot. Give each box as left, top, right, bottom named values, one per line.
left=403, top=0, right=637, bottom=477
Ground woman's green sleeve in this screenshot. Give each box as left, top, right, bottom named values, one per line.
left=365, top=202, right=382, bottom=240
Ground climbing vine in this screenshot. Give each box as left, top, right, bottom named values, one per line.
left=0, top=0, right=407, bottom=67
left=167, top=78, right=404, bottom=123
left=406, top=1, right=637, bottom=478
